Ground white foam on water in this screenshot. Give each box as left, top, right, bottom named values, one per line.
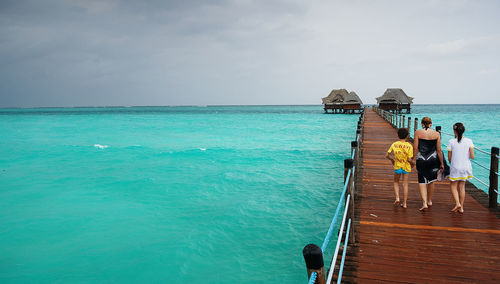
left=199, top=148, right=206, bottom=151
left=94, top=144, right=109, bottom=149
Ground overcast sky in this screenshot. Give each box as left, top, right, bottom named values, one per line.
left=1, top=0, right=499, bottom=107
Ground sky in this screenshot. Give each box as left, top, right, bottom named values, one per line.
left=1, top=0, right=499, bottom=107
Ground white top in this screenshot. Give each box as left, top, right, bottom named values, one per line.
left=447, top=137, right=474, bottom=181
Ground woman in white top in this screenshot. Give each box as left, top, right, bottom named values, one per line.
left=447, top=122, right=475, bottom=213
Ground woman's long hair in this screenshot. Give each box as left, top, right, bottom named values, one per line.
left=453, top=122, right=465, bottom=142
left=421, top=117, right=432, bottom=130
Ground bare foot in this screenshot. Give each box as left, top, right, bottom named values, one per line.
left=451, top=204, right=462, bottom=212
left=401, top=203, right=407, bottom=209
left=419, top=205, right=428, bottom=211
left=394, top=200, right=400, bottom=206
left=427, top=201, right=433, bottom=207
left=459, top=208, right=464, bottom=214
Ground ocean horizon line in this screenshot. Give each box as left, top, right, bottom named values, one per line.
left=1, top=103, right=500, bottom=110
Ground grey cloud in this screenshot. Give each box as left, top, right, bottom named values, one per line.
left=1, top=0, right=500, bottom=107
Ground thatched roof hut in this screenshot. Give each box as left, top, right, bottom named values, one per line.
left=376, top=88, right=413, bottom=113
left=322, top=89, right=363, bottom=105
left=322, top=89, right=350, bottom=104
left=322, top=89, right=363, bottom=113
left=376, top=88, right=413, bottom=104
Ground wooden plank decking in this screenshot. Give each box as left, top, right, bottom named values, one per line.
left=341, top=108, right=500, bottom=283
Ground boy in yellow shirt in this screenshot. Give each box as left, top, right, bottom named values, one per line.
left=385, top=128, right=414, bottom=208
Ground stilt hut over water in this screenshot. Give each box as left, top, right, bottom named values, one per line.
left=322, top=89, right=363, bottom=114
left=376, top=88, right=413, bottom=113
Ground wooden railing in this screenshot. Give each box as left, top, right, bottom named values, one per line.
left=302, top=109, right=365, bottom=284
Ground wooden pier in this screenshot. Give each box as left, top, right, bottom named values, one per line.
left=339, top=108, right=500, bottom=283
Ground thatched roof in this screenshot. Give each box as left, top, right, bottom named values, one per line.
left=376, top=88, right=414, bottom=104
left=322, top=89, right=363, bottom=104
left=347, top=92, right=363, bottom=104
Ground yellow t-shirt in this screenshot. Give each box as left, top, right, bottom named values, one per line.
left=387, top=141, right=413, bottom=172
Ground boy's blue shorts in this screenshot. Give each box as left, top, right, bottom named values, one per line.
left=394, top=168, right=409, bottom=174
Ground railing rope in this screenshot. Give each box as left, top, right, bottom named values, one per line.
left=326, top=194, right=351, bottom=284
left=476, top=147, right=493, bottom=156
left=336, top=219, right=352, bottom=284
left=440, top=131, right=493, bottom=156
left=473, top=176, right=490, bottom=188
left=471, top=159, right=491, bottom=171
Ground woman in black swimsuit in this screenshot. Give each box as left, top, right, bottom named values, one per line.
left=414, top=117, right=444, bottom=211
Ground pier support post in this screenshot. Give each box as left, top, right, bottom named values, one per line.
left=402, top=115, right=405, bottom=129
left=407, top=117, right=411, bottom=131
left=302, top=244, right=326, bottom=284
left=489, top=147, right=499, bottom=208
left=436, top=126, right=441, bottom=135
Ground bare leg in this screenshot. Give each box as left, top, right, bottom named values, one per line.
left=393, top=173, right=401, bottom=205
left=418, top=183, right=428, bottom=211
left=450, top=181, right=461, bottom=212
left=402, top=174, right=409, bottom=208
left=458, top=181, right=466, bottom=213
left=427, top=182, right=435, bottom=206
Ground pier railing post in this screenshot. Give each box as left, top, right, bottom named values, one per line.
left=351, top=141, right=359, bottom=176
left=302, top=244, right=326, bottom=284
left=402, top=115, right=405, bottom=129
left=489, top=147, right=499, bottom=208
left=414, top=118, right=418, bottom=137
left=436, top=126, right=441, bottom=135
left=407, top=117, right=411, bottom=131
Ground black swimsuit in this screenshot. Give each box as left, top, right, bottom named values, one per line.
left=416, top=139, right=440, bottom=184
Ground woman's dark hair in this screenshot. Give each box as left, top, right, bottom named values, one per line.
left=453, top=122, right=465, bottom=143
left=421, top=117, right=432, bottom=130
left=397, top=128, right=409, bottom=139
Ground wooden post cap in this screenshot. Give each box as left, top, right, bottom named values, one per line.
left=351, top=141, right=358, bottom=148
left=492, top=147, right=499, bottom=155
left=356, top=129, right=361, bottom=134
left=302, top=244, right=324, bottom=270
left=436, top=126, right=441, bottom=132
left=344, top=158, right=354, bottom=169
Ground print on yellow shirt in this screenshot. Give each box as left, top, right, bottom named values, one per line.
left=387, top=141, right=414, bottom=173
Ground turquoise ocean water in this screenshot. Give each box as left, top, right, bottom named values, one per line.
left=0, top=105, right=498, bottom=283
